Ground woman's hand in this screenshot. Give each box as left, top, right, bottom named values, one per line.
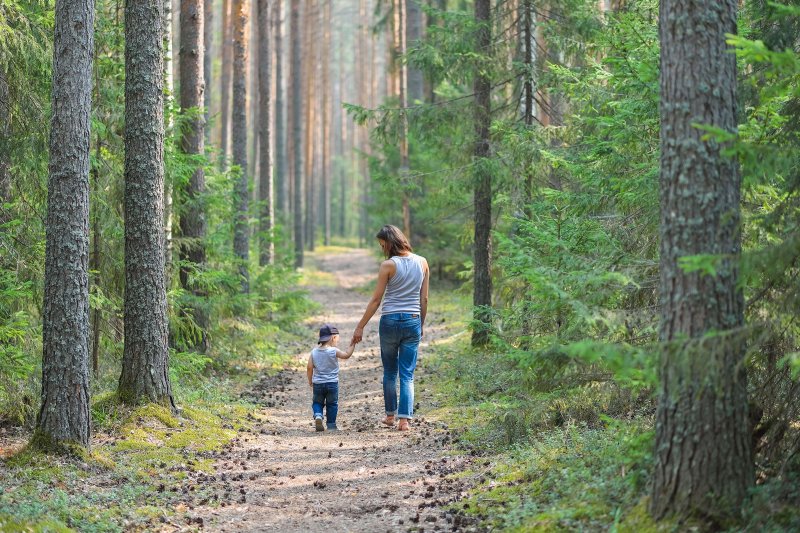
left=351, top=326, right=364, bottom=345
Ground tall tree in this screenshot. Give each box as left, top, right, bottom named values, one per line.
left=33, top=0, right=95, bottom=450
left=0, top=68, right=10, bottom=217
left=257, top=0, right=274, bottom=266
left=179, top=0, right=209, bottom=351
left=203, top=0, right=213, bottom=142
left=471, top=0, right=492, bottom=347
left=163, top=0, right=175, bottom=267
left=119, top=0, right=175, bottom=409
left=406, top=0, right=424, bottom=103
left=274, top=0, right=287, bottom=218
left=321, top=0, right=331, bottom=246
left=302, top=0, right=317, bottom=252
left=650, top=0, right=752, bottom=521
left=248, top=0, right=259, bottom=181
left=521, top=0, right=535, bottom=209
left=219, top=0, right=233, bottom=165
left=231, top=0, right=250, bottom=291
left=393, top=0, right=411, bottom=239
left=290, top=0, right=304, bottom=267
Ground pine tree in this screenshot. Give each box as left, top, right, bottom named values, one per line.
left=257, top=0, right=274, bottom=266
left=179, top=0, right=209, bottom=350
left=119, top=0, right=175, bottom=409
left=33, top=0, right=95, bottom=450
left=471, top=0, right=492, bottom=347
left=650, top=0, right=753, bottom=521
left=231, top=0, right=250, bottom=291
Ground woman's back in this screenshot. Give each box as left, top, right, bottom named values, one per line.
left=382, top=254, right=425, bottom=314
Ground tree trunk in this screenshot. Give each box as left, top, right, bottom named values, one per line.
left=90, top=137, right=102, bottom=375
left=163, top=0, right=175, bottom=269
left=178, top=0, right=209, bottom=351
left=219, top=0, right=233, bottom=166
left=521, top=0, right=534, bottom=209
left=231, top=0, right=249, bottom=292
left=302, top=0, right=316, bottom=252
left=274, top=0, right=288, bottom=219
left=248, top=0, right=259, bottom=184
left=471, top=0, right=492, bottom=347
left=650, top=0, right=752, bottom=522
left=0, top=68, right=10, bottom=220
left=258, top=0, right=274, bottom=266
left=119, top=0, right=175, bottom=409
left=290, top=0, right=304, bottom=267
left=322, top=0, right=331, bottom=246
left=203, top=0, right=213, bottom=143
left=394, top=0, right=411, bottom=240
left=34, top=0, right=94, bottom=451
left=406, top=0, right=424, bottom=103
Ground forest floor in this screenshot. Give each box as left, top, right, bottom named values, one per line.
left=187, top=248, right=477, bottom=532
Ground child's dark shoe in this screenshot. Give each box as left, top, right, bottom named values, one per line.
left=327, top=424, right=338, bottom=431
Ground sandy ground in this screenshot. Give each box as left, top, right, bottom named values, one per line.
left=190, top=249, right=476, bottom=532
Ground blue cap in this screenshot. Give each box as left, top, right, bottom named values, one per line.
left=318, top=324, right=339, bottom=343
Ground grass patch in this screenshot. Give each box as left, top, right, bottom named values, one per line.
left=423, top=287, right=657, bottom=531
left=0, top=394, right=255, bottom=532
left=0, top=318, right=300, bottom=532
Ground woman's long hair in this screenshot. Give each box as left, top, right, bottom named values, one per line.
left=376, top=225, right=413, bottom=258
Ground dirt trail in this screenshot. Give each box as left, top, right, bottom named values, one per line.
left=191, top=249, right=474, bottom=532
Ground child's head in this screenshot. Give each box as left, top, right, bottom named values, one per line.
left=318, top=324, right=340, bottom=347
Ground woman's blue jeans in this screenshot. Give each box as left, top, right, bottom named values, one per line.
left=379, top=313, right=421, bottom=419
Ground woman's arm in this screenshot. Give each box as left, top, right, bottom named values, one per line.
left=420, top=258, right=430, bottom=337
left=351, top=260, right=394, bottom=345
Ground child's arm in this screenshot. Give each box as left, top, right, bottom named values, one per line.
left=306, top=354, right=314, bottom=386
left=336, top=343, right=355, bottom=360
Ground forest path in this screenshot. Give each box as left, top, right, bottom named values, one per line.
left=191, top=248, right=472, bottom=532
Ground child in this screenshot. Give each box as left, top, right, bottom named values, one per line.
left=307, top=324, right=355, bottom=431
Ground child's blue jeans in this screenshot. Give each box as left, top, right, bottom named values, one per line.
left=379, top=312, right=421, bottom=419
left=312, top=381, right=339, bottom=429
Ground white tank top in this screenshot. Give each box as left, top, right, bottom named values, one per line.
left=382, top=254, right=425, bottom=315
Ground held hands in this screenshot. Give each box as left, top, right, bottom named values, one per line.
left=350, top=326, right=364, bottom=346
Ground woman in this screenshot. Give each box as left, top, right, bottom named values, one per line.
left=351, top=225, right=429, bottom=431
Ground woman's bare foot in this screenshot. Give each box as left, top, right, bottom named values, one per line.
left=397, top=419, right=410, bottom=431
left=381, top=416, right=395, bottom=427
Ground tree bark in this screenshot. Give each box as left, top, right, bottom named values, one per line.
left=394, top=0, right=411, bottom=240
left=290, top=0, right=304, bottom=267
left=471, top=0, right=492, bottom=347
left=248, top=0, right=259, bottom=183
left=232, top=0, right=250, bottom=292
left=406, top=0, right=424, bottom=103
left=650, top=0, right=752, bottom=522
left=0, top=68, right=10, bottom=220
left=322, top=0, right=331, bottom=246
left=179, top=0, right=209, bottom=351
left=521, top=0, right=534, bottom=209
left=163, top=0, right=175, bottom=269
left=219, top=0, right=233, bottom=166
left=258, top=0, right=274, bottom=266
left=119, top=0, right=175, bottom=409
left=274, top=0, right=288, bottom=219
left=34, top=0, right=94, bottom=450
left=203, top=0, right=213, bottom=143
left=302, top=0, right=316, bottom=252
